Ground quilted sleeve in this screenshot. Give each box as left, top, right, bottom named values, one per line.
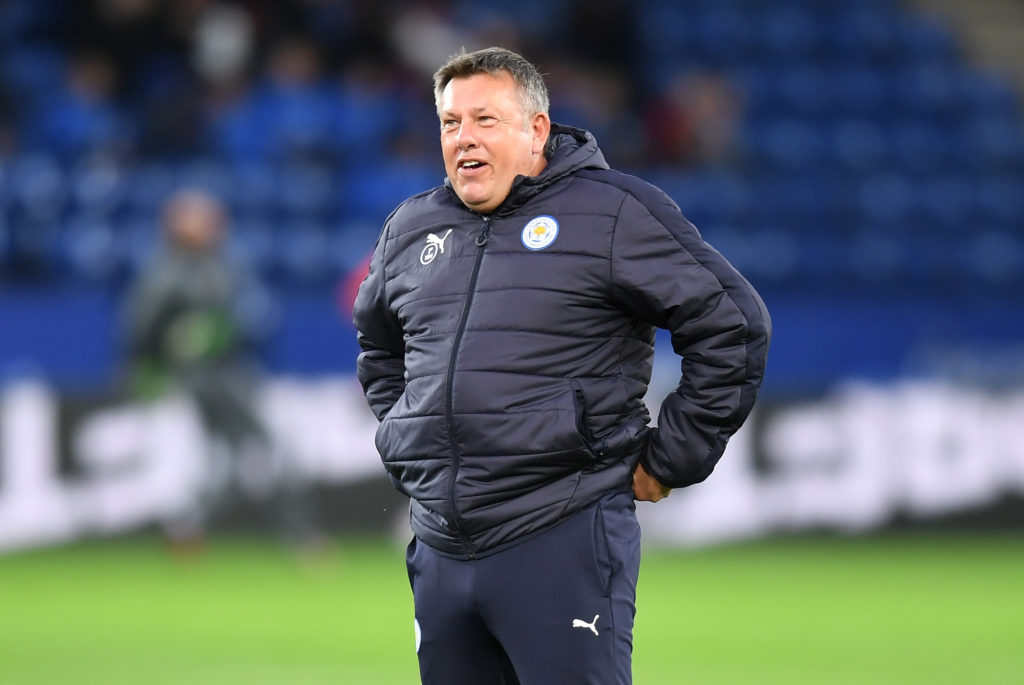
left=610, top=188, right=771, bottom=488
left=353, top=221, right=407, bottom=421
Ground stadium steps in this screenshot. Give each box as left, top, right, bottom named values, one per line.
left=909, top=0, right=1024, bottom=104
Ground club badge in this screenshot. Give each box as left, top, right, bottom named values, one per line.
left=521, top=216, right=559, bottom=251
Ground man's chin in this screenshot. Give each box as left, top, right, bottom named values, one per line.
left=456, top=190, right=494, bottom=213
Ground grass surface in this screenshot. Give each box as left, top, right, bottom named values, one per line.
left=1, top=533, right=1022, bottom=684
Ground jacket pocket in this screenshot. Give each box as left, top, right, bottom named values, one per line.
left=571, top=379, right=598, bottom=458
left=589, top=416, right=649, bottom=461
left=571, top=380, right=649, bottom=465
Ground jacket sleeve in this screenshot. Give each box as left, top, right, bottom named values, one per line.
left=122, top=266, right=169, bottom=361
left=352, top=222, right=406, bottom=421
left=610, top=189, right=771, bottom=488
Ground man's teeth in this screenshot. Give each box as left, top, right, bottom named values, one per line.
left=462, top=161, right=482, bottom=168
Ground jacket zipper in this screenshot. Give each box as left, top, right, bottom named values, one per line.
left=445, top=217, right=491, bottom=558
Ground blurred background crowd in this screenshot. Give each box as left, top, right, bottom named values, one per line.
left=1, top=0, right=1023, bottom=393
left=1, top=0, right=1023, bottom=549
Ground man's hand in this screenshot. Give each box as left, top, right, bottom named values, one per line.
left=632, top=462, right=672, bottom=502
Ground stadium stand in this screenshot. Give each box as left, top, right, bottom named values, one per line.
left=0, top=0, right=1022, bottom=393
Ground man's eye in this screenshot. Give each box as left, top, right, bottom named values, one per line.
left=441, top=120, right=458, bottom=131
left=479, top=116, right=496, bottom=126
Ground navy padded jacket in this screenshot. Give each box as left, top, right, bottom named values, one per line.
left=354, top=124, right=771, bottom=558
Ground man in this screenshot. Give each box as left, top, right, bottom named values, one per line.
left=123, top=189, right=317, bottom=549
left=353, top=47, right=770, bottom=684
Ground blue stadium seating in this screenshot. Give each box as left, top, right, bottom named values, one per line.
left=1, top=0, right=1023, bottom=388
left=0, top=0, right=1016, bottom=297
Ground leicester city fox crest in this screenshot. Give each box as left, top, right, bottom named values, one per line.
left=521, top=216, right=559, bottom=251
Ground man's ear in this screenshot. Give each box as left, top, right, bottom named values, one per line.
left=531, top=112, right=551, bottom=155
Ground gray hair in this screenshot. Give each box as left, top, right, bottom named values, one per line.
left=433, top=47, right=550, bottom=122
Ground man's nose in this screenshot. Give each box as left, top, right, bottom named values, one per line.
left=456, top=121, right=478, bottom=149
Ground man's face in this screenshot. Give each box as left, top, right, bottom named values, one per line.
left=439, top=72, right=550, bottom=214
left=166, top=195, right=225, bottom=253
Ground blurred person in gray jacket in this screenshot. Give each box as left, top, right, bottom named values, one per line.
left=123, top=188, right=319, bottom=549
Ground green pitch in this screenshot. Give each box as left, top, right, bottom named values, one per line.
left=1, top=533, right=1021, bottom=684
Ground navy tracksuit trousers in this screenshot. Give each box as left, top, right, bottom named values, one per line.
left=406, top=490, right=642, bottom=684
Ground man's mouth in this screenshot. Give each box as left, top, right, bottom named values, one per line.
left=459, top=160, right=486, bottom=170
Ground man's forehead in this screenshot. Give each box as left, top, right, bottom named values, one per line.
left=440, top=72, right=517, bottom=110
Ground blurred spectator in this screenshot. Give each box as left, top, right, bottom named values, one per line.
left=23, top=49, right=136, bottom=161
left=644, top=69, right=744, bottom=167
left=333, top=59, right=405, bottom=159
left=208, top=34, right=337, bottom=163
left=145, top=2, right=258, bottom=158
left=546, top=60, right=644, bottom=167
left=192, top=2, right=255, bottom=88
left=66, top=0, right=186, bottom=99
left=121, top=188, right=321, bottom=549
left=390, top=1, right=466, bottom=78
